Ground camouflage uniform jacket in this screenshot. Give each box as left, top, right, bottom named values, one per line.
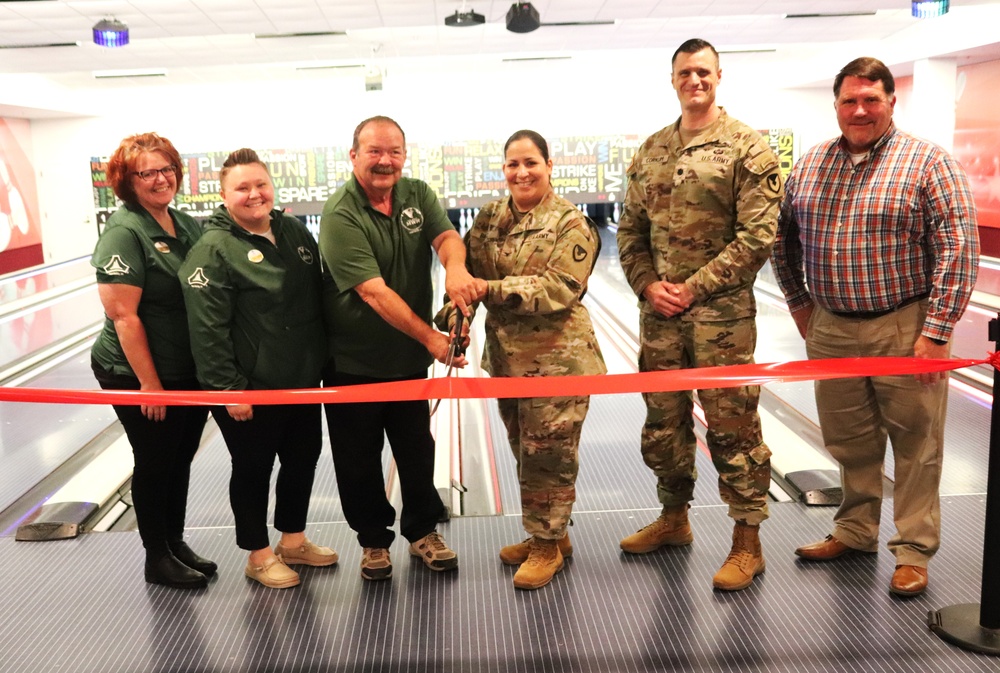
left=617, top=108, right=783, bottom=321
left=448, top=191, right=606, bottom=379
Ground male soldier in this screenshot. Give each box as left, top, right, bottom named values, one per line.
left=319, top=115, right=478, bottom=581
left=773, top=57, right=978, bottom=596
left=616, top=38, right=783, bottom=591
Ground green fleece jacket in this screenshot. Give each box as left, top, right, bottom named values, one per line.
left=179, top=206, right=325, bottom=391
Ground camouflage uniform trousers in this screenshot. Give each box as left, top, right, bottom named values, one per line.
left=497, top=395, right=589, bottom=540
left=639, top=313, right=771, bottom=525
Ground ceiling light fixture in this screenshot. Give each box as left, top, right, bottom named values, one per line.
left=0, top=42, right=77, bottom=50
left=502, top=56, right=571, bottom=62
left=444, top=9, right=485, bottom=27
left=294, top=63, right=364, bottom=71
left=912, top=0, right=949, bottom=18
left=92, top=17, right=128, bottom=48
left=506, top=2, right=540, bottom=33
left=93, top=68, right=166, bottom=79
left=784, top=12, right=876, bottom=19
left=255, top=31, right=348, bottom=40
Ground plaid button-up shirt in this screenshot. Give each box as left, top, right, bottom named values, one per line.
left=773, top=125, right=979, bottom=341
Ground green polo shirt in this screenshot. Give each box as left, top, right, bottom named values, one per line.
left=91, top=203, right=203, bottom=380
left=320, top=176, right=454, bottom=378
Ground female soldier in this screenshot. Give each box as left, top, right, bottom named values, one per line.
left=439, top=130, right=605, bottom=590
left=91, top=132, right=212, bottom=589
left=179, top=148, right=335, bottom=589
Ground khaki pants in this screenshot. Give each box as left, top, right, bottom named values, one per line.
left=807, top=301, right=948, bottom=567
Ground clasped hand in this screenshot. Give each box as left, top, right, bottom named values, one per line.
left=644, top=280, right=693, bottom=318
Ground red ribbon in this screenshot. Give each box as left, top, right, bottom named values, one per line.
left=0, top=356, right=990, bottom=406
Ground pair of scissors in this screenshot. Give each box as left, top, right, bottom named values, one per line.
left=430, top=312, right=465, bottom=416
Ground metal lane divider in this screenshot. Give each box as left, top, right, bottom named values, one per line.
left=0, top=258, right=135, bottom=540
left=15, top=433, right=133, bottom=541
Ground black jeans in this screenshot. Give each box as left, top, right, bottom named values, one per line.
left=323, top=370, right=445, bottom=548
left=93, top=365, right=208, bottom=556
left=212, top=403, right=322, bottom=551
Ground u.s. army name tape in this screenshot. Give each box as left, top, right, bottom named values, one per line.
left=0, top=356, right=992, bottom=406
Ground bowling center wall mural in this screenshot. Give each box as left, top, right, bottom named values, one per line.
left=0, top=117, right=44, bottom=274
left=91, top=130, right=796, bottom=229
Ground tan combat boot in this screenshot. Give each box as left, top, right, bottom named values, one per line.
left=512, top=537, right=564, bottom=590
left=712, top=522, right=765, bottom=591
left=500, top=533, right=573, bottom=565
left=620, top=505, right=694, bottom=553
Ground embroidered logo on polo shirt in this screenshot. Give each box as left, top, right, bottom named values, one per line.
left=102, top=255, right=131, bottom=276
left=399, top=207, right=424, bottom=234
left=298, top=246, right=314, bottom=264
left=187, top=267, right=210, bottom=288
left=154, top=241, right=171, bottom=254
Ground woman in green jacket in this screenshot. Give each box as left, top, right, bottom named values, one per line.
left=179, top=148, right=335, bottom=589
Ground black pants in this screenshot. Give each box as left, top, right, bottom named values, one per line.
left=93, top=366, right=208, bottom=556
left=323, top=370, right=445, bottom=548
left=212, top=403, right=322, bottom=551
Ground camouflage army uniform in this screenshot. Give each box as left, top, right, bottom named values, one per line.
left=439, top=190, right=606, bottom=539
left=616, top=109, right=783, bottom=526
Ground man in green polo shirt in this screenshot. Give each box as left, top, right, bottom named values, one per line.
left=320, top=115, right=477, bottom=581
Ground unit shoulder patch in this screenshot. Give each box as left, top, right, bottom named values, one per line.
left=187, top=267, right=210, bottom=288
left=101, top=255, right=131, bottom=276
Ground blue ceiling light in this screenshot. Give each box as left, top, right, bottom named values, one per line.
left=92, top=18, right=129, bottom=48
left=912, top=0, right=949, bottom=19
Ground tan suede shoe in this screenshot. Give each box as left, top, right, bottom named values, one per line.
left=275, top=538, right=339, bottom=566
left=245, top=556, right=300, bottom=589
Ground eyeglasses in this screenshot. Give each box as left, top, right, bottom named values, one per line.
left=133, top=165, right=178, bottom=181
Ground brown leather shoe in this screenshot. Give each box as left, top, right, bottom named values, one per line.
left=890, top=564, right=928, bottom=596
left=795, top=535, right=858, bottom=561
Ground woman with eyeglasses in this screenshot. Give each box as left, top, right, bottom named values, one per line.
left=91, top=132, right=213, bottom=590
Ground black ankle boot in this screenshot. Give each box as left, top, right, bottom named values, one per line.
left=145, top=552, right=208, bottom=589
left=169, top=541, right=218, bottom=576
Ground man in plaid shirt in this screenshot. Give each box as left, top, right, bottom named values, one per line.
left=773, top=56, right=979, bottom=597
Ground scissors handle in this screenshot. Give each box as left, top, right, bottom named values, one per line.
left=451, top=313, right=466, bottom=357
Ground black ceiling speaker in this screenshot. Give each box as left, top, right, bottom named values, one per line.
left=506, top=2, right=540, bottom=33
left=445, top=10, right=486, bottom=27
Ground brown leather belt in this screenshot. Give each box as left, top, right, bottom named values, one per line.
left=828, top=292, right=929, bottom=320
